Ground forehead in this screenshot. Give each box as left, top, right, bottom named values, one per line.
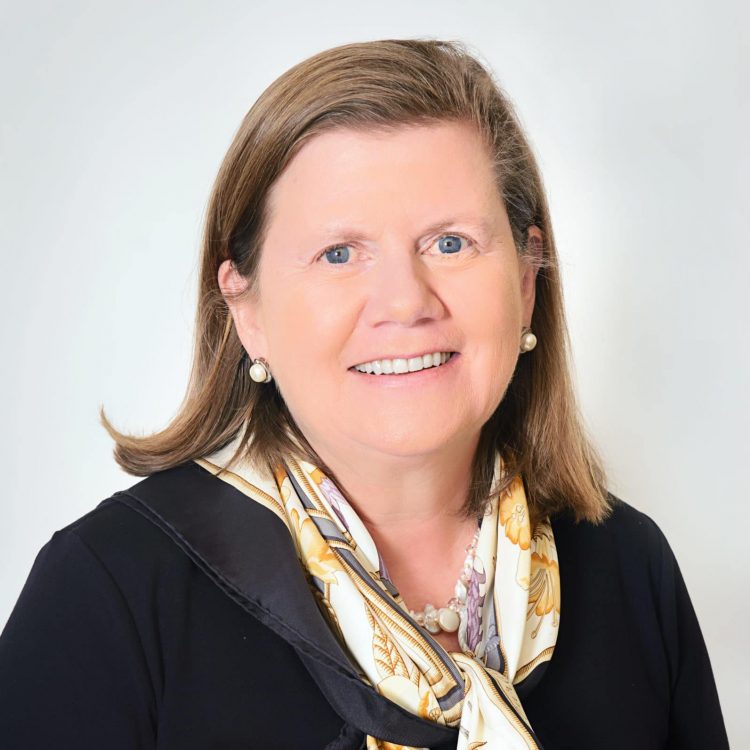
left=264, top=121, right=501, bottom=235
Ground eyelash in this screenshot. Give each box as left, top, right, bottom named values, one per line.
left=314, top=233, right=475, bottom=264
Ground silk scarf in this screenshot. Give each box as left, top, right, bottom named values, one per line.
left=196, top=431, right=560, bottom=749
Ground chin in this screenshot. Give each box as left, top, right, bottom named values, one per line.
left=353, top=425, right=466, bottom=458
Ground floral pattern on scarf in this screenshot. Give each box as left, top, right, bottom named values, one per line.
left=196, top=435, right=560, bottom=750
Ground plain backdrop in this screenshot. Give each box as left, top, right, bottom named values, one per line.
left=1, top=0, right=747, bottom=744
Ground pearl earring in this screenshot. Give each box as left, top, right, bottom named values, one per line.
left=248, top=356, right=273, bottom=383
left=520, top=327, right=537, bottom=353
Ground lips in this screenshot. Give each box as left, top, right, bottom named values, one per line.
left=349, top=352, right=460, bottom=378
left=349, top=349, right=459, bottom=370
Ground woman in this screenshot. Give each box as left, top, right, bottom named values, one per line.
left=0, top=39, right=728, bottom=749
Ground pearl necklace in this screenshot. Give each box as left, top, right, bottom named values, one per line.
left=408, top=524, right=481, bottom=635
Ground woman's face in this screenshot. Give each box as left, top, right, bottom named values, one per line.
left=220, top=120, right=540, bottom=462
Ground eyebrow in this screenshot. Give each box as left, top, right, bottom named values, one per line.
left=317, top=216, right=497, bottom=244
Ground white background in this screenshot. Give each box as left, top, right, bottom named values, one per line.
left=1, top=0, right=747, bottom=744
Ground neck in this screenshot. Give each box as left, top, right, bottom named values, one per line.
left=298, top=427, right=482, bottom=577
left=311, top=430, right=478, bottom=521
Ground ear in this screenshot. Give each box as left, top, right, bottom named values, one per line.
left=519, top=226, right=543, bottom=326
left=217, top=259, right=269, bottom=359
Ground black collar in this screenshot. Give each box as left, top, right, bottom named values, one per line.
left=106, top=461, right=458, bottom=749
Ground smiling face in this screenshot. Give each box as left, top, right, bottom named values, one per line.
left=219, top=120, right=540, bottom=463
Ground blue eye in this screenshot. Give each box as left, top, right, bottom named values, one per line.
left=437, top=235, right=465, bottom=254
left=321, top=245, right=351, bottom=264
left=318, top=234, right=469, bottom=265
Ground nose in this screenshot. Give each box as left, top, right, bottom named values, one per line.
left=362, top=245, right=446, bottom=328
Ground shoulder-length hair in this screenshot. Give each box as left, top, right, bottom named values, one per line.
left=101, top=38, right=611, bottom=526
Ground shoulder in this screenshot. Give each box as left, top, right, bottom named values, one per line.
left=550, top=493, right=685, bottom=675
left=553, top=492, right=672, bottom=556
left=550, top=492, right=680, bottom=605
left=55, top=467, right=198, bottom=566
left=0, top=469, right=212, bottom=712
left=34, top=463, right=234, bottom=603
left=602, top=493, right=669, bottom=544
left=43, top=461, right=291, bottom=612
left=5, top=461, right=277, bottom=665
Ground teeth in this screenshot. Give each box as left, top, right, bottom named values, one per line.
left=353, top=351, right=454, bottom=375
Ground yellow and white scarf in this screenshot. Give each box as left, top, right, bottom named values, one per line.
left=196, top=434, right=560, bottom=749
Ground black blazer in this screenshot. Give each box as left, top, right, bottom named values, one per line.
left=0, top=461, right=729, bottom=749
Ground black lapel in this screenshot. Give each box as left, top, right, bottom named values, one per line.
left=103, top=461, right=457, bottom=749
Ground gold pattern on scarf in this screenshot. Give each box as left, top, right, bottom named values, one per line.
left=197, top=434, right=561, bottom=750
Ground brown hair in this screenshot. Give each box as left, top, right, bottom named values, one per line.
left=100, top=38, right=611, bottom=525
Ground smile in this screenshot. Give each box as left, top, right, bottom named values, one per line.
left=349, top=352, right=459, bottom=386
left=351, top=351, right=458, bottom=375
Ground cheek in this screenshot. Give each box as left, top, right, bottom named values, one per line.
left=262, top=282, right=354, bottom=385
left=457, top=274, right=522, bottom=392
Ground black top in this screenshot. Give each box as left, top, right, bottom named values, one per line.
left=0, top=461, right=729, bottom=749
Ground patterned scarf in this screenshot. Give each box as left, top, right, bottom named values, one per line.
left=196, top=432, right=560, bottom=749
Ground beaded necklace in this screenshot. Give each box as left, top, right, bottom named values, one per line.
left=407, top=524, right=481, bottom=634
